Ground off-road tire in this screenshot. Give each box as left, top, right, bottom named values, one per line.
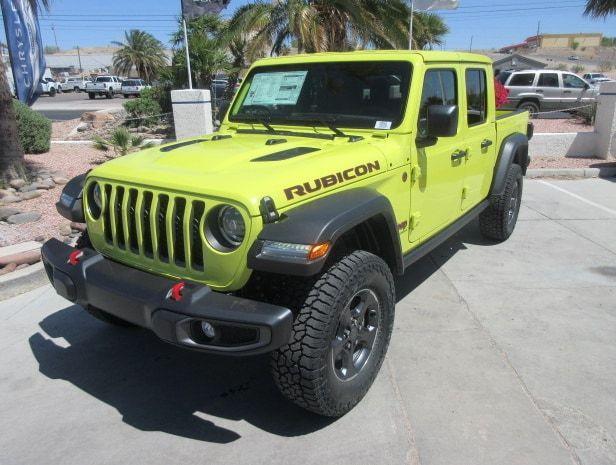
left=271, top=251, right=395, bottom=417
left=74, top=86, right=80, bottom=92
left=88, top=92, right=95, bottom=99
left=84, top=305, right=136, bottom=327
left=479, top=163, right=523, bottom=242
left=106, top=88, right=114, bottom=99
left=518, top=100, right=539, bottom=117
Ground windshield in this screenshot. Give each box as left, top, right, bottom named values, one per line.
left=230, top=61, right=412, bottom=130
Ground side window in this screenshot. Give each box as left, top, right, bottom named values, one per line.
left=465, top=69, right=487, bottom=126
left=537, top=73, right=559, bottom=87
left=418, top=69, right=457, bottom=138
left=508, top=73, right=536, bottom=87
left=563, top=74, right=586, bottom=89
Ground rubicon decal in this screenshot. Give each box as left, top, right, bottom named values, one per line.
left=284, top=161, right=380, bottom=200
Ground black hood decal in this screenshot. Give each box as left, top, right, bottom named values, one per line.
left=252, top=147, right=320, bottom=162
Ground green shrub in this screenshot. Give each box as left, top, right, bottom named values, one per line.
left=12, top=100, right=52, bottom=153
left=144, top=86, right=172, bottom=113
left=123, top=90, right=162, bottom=127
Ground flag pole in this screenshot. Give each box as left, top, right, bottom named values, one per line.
left=182, top=17, right=193, bottom=89
left=409, top=0, right=414, bottom=50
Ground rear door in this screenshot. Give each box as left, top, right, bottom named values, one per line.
left=409, top=66, right=465, bottom=243
left=536, top=72, right=561, bottom=110
left=460, top=66, right=497, bottom=211
left=561, top=73, right=592, bottom=108
left=505, top=72, right=537, bottom=107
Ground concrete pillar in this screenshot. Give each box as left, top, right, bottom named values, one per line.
left=595, top=81, right=616, bottom=160
left=170, top=89, right=213, bottom=140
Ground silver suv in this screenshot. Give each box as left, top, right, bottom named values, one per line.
left=498, top=69, right=597, bottom=115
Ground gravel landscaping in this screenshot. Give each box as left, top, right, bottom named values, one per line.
left=0, top=144, right=101, bottom=247
left=529, top=156, right=616, bottom=169
left=532, top=118, right=594, bottom=133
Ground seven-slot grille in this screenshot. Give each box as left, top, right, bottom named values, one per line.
left=100, top=184, right=207, bottom=271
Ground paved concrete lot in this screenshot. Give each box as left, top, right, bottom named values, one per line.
left=33, top=92, right=124, bottom=120
left=1, top=178, right=615, bottom=465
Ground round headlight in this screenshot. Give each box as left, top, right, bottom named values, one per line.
left=217, top=205, right=245, bottom=246
left=87, top=182, right=102, bottom=219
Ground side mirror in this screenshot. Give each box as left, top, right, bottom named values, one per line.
left=584, top=83, right=590, bottom=90
left=426, top=105, right=459, bottom=138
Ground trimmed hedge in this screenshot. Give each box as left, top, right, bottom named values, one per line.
left=13, top=100, right=52, bottom=153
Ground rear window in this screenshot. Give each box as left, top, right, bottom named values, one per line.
left=508, top=73, right=535, bottom=87
left=123, top=80, right=140, bottom=86
left=96, top=77, right=112, bottom=82
left=537, top=73, right=559, bottom=87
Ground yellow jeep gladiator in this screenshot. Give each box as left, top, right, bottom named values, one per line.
left=43, top=51, right=532, bottom=417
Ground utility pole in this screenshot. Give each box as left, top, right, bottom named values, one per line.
left=536, top=20, right=541, bottom=48
left=76, top=45, right=82, bottom=73
left=469, top=36, right=474, bottom=52
left=409, top=0, right=414, bottom=50
left=51, top=24, right=59, bottom=50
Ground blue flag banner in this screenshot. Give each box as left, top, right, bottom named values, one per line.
left=1, top=0, right=46, bottom=105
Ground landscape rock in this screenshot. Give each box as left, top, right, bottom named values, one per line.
left=0, top=207, right=20, bottom=221
left=76, top=122, right=91, bottom=132
left=70, top=222, right=86, bottom=232
left=9, top=179, right=26, bottom=189
left=0, top=195, right=21, bottom=204
left=19, top=184, right=37, bottom=193
left=0, top=189, right=13, bottom=199
left=59, top=224, right=73, bottom=236
left=0, top=263, right=17, bottom=276
left=53, top=177, right=69, bottom=185
left=0, top=249, right=40, bottom=267
left=32, top=179, right=55, bottom=190
left=6, top=212, right=42, bottom=225
left=34, top=235, right=46, bottom=242
left=20, top=190, right=44, bottom=200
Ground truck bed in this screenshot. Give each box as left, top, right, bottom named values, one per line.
left=495, top=109, right=532, bottom=152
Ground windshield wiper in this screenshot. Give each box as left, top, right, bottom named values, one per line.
left=233, top=109, right=276, bottom=132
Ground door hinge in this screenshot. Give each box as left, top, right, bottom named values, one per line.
left=410, top=212, right=422, bottom=230
left=410, top=165, right=421, bottom=183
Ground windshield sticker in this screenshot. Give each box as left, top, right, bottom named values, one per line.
left=244, top=71, right=308, bottom=106
left=375, top=121, right=392, bottom=130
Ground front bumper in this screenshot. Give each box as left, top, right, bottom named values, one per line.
left=41, top=239, right=293, bottom=356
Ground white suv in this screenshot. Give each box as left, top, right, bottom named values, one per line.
left=121, top=79, right=150, bottom=98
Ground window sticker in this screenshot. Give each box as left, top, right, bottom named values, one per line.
left=375, top=121, right=392, bottom=130
left=243, top=71, right=308, bottom=106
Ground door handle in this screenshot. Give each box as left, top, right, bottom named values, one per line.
left=563, top=90, right=572, bottom=94
left=481, top=139, right=493, bottom=149
left=451, top=149, right=467, bottom=161
left=536, top=89, right=544, bottom=93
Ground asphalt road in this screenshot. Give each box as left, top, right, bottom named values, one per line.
left=32, top=91, right=124, bottom=121
left=1, top=178, right=616, bottom=465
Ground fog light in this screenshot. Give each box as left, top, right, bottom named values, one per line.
left=201, top=321, right=216, bottom=339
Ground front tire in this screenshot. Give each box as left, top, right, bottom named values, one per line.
left=106, top=88, right=114, bottom=99
left=88, top=92, right=95, bottom=99
left=271, top=251, right=395, bottom=417
left=479, top=163, right=523, bottom=242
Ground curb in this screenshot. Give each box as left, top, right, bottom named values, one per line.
left=527, top=167, right=616, bottom=179
left=0, top=262, right=48, bottom=301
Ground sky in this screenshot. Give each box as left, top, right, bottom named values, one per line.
left=1, top=0, right=615, bottom=52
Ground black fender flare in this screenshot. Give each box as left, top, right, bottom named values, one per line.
left=490, top=133, right=529, bottom=197
left=56, top=173, right=87, bottom=223
left=248, top=188, right=403, bottom=277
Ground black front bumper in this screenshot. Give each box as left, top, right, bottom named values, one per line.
left=41, top=239, right=293, bottom=355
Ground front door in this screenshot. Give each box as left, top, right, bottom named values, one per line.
left=561, top=73, right=593, bottom=109
left=409, top=67, right=465, bottom=243
left=461, top=67, right=497, bottom=211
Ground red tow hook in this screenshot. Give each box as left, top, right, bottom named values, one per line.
left=67, top=250, right=84, bottom=266
left=168, top=282, right=186, bottom=302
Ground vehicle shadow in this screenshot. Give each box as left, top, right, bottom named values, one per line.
left=28, top=221, right=482, bottom=443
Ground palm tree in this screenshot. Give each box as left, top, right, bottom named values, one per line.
left=0, top=0, right=50, bottom=183
left=412, top=12, right=449, bottom=50
left=226, top=0, right=412, bottom=56
left=112, top=30, right=167, bottom=82
left=585, top=0, right=616, bottom=17
left=170, top=15, right=231, bottom=88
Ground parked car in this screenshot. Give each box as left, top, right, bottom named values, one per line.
left=63, top=77, right=91, bottom=92
left=121, top=79, right=150, bottom=98
left=211, top=79, right=228, bottom=99
left=37, top=79, right=58, bottom=97
left=568, top=55, right=581, bottom=61
left=499, top=69, right=597, bottom=115
left=46, top=51, right=532, bottom=418
left=583, top=73, right=612, bottom=86
left=85, top=75, right=122, bottom=99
